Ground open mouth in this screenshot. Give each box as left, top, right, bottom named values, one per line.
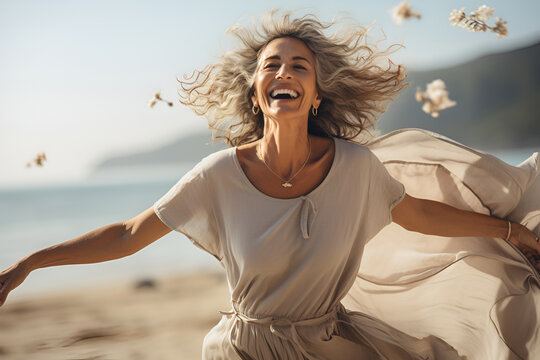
left=270, top=89, right=299, bottom=100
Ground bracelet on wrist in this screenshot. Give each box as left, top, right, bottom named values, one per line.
left=505, top=220, right=511, bottom=242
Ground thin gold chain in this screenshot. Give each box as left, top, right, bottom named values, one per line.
left=257, top=137, right=311, bottom=188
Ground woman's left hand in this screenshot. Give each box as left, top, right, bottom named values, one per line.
left=508, top=222, right=540, bottom=271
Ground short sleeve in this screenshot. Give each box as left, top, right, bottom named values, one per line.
left=363, top=150, right=406, bottom=241
left=153, top=160, right=222, bottom=261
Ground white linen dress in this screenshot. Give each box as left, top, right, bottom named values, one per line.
left=153, top=128, right=540, bottom=359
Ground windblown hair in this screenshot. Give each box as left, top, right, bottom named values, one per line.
left=178, top=10, right=407, bottom=146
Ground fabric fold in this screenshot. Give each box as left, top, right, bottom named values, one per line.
left=341, top=128, right=540, bottom=360
left=299, top=196, right=318, bottom=239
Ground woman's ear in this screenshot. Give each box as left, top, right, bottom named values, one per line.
left=251, top=92, right=258, bottom=107
left=313, top=92, right=322, bottom=109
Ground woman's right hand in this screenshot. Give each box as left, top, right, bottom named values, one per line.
left=508, top=222, right=540, bottom=272
left=0, top=262, right=30, bottom=307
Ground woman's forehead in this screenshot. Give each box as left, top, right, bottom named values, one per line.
left=259, top=37, right=314, bottom=62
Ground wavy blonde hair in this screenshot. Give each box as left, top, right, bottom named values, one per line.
left=178, top=10, right=407, bottom=146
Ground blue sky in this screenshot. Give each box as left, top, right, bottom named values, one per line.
left=1, top=0, right=539, bottom=188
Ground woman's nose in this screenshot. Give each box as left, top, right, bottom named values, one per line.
left=275, top=64, right=292, bottom=79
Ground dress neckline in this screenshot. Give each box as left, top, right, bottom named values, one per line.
left=231, top=137, right=339, bottom=201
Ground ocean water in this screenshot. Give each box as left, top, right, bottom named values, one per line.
left=0, top=164, right=222, bottom=299
left=0, top=147, right=538, bottom=299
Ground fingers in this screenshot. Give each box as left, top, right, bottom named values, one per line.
left=523, top=252, right=536, bottom=267
left=532, top=236, right=540, bottom=254
left=527, top=255, right=537, bottom=268
left=0, top=273, right=14, bottom=307
left=528, top=254, right=539, bottom=266
left=516, top=225, right=540, bottom=253
left=534, top=257, right=540, bottom=273
left=520, top=246, right=540, bottom=272
left=0, top=280, right=8, bottom=307
left=513, top=240, right=540, bottom=271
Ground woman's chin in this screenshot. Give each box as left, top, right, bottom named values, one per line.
left=266, top=106, right=308, bottom=121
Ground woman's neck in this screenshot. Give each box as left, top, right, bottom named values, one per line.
left=259, top=116, right=310, bottom=179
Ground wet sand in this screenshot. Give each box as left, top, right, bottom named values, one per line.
left=0, top=271, right=230, bottom=360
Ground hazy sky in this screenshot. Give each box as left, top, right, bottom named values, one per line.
left=1, top=0, right=539, bottom=188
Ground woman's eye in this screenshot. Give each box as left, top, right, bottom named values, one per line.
left=262, top=63, right=306, bottom=70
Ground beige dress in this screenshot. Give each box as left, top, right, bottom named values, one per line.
left=153, top=128, right=540, bottom=360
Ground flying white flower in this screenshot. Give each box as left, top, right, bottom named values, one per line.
left=415, top=79, right=456, bottom=118
left=26, top=152, right=47, bottom=168
left=449, top=8, right=466, bottom=26
left=449, top=5, right=508, bottom=38
left=492, top=18, right=508, bottom=39
left=148, top=91, right=173, bottom=108
left=472, top=5, right=495, bottom=22
left=390, top=1, right=421, bottom=25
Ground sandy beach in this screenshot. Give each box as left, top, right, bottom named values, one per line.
left=0, top=271, right=230, bottom=360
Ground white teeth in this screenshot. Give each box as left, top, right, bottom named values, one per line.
left=271, top=89, right=298, bottom=98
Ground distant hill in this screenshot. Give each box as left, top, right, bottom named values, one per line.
left=95, top=132, right=224, bottom=170
left=93, top=41, right=539, bottom=172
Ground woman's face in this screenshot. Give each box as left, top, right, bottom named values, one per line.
left=251, top=37, right=321, bottom=123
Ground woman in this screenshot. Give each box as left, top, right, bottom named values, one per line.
left=1, top=11, right=539, bottom=359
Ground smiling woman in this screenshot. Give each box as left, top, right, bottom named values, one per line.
left=1, top=9, right=539, bottom=360
left=178, top=10, right=406, bottom=146
left=170, top=10, right=539, bottom=359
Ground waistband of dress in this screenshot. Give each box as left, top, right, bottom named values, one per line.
left=219, top=302, right=344, bottom=327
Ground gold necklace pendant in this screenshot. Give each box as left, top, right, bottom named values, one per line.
left=258, top=137, right=311, bottom=189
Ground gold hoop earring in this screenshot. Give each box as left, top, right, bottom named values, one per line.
left=312, top=107, right=318, bottom=116
left=252, top=105, right=260, bottom=115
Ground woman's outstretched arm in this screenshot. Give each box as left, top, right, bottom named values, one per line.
left=0, top=206, right=171, bottom=306
left=391, top=194, right=540, bottom=269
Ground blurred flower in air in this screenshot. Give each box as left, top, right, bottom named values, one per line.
left=415, top=79, right=456, bottom=118
left=390, top=1, right=421, bottom=25
left=449, top=5, right=508, bottom=38
left=26, top=152, right=47, bottom=168
left=148, top=91, right=173, bottom=108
